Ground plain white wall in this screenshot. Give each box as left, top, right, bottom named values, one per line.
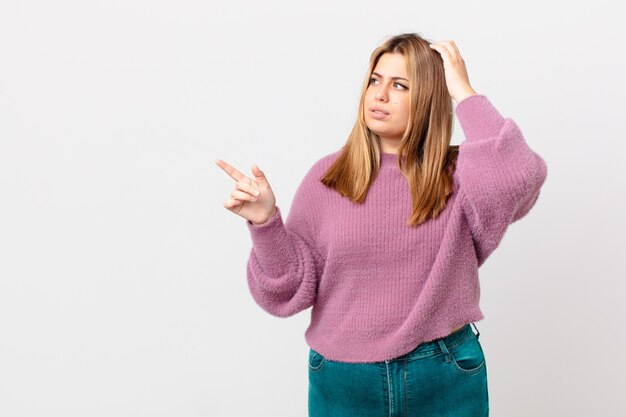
left=1, top=0, right=625, bottom=416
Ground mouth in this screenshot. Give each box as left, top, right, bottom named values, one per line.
left=370, top=108, right=390, bottom=119
left=369, top=107, right=390, bottom=115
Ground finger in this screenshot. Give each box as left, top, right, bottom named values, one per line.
left=430, top=42, right=458, bottom=63
left=429, top=40, right=448, bottom=48
left=251, top=164, right=269, bottom=187
left=237, top=179, right=261, bottom=196
left=448, top=40, right=463, bottom=60
left=438, top=41, right=455, bottom=58
left=215, top=158, right=247, bottom=182
left=439, top=40, right=461, bottom=61
left=429, top=42, right=448, bottom=55
left=232, top=189, right=259, bottom=202
left=223, top=198, right=243, bottom=209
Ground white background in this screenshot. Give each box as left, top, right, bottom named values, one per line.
left=1, top=1, right=625, bottom=416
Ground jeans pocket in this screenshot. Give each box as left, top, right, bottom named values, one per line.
left=308, top=348, right=327, bottom=372
left=450, top=334, right=486, bottom=375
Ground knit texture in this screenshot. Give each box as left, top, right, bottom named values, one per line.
left=245, top=94, right=548, bottom=363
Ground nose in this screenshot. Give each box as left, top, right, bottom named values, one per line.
left=375, top=85, right=389, bottom=102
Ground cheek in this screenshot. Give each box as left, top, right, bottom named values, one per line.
left=399, top=101, right=410, bottom=117
left=392, top=103, right=406, bottom=119
left=392, top=95, right=409, bottom=109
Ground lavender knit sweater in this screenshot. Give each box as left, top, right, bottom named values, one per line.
left=245, top=94, right=548, bottom=363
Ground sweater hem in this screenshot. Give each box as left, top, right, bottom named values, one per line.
left=304, top=312, right=486, bottom=364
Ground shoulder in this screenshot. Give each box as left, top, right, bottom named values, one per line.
left=291, top=149, right=342, bottom=195
left=315, top=149, right=342, bottom=168
left=305, top=149, right=342, bottom=179
left=290, top=150, right=341, bottom=209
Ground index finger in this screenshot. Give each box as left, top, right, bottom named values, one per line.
left=215, top=158, right=246, bottom=182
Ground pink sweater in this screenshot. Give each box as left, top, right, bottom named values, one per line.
left=245, top=94, right=548, bottom=363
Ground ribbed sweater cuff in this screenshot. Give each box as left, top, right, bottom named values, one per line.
left=454, top=94, right=507, bottom=142
left=246, top=206, right=296, bottom=276
left=247, top=205, right=282, bottom=230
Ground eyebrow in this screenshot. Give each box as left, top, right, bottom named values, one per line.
left=371, top=72, right=409, bottom=82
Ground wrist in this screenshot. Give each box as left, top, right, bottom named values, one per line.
left=454, top=88, right=477, bottom=104
left=250, top=206, right=277, bottom=226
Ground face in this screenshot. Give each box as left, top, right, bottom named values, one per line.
left=363, top=52, right=411, bottom=154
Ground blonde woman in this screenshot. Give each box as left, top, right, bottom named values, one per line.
left=217, top=33, right=547, bottom=417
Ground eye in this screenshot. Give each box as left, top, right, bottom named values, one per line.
left=369, top=77, right=408, bottom=90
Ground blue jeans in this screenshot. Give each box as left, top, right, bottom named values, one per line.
left=308, top=323, right=488, bottom=417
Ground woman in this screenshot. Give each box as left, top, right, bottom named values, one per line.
left=216, top=33, right=547, bottom=417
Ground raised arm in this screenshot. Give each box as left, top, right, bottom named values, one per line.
left=245, top=165, right=325, bottom=317
left=454, top=94, right=548, bottom=267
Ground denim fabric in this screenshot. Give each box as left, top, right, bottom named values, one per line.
left=308, top=323, right=488, bottom=417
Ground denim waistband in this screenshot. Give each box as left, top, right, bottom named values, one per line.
left=392, top=322, right=480, bottom=362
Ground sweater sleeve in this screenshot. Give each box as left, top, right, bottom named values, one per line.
left=454, top=94, right=548, bottom=267
left=244, top=164, right=324, bottom=317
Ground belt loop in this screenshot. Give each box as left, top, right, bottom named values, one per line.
left=437, top=339, right=452, bottom=363
left=471, top=322, right=480, bottom=339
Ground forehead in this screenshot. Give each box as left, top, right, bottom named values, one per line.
left=373, top=53, right=408, bottom=77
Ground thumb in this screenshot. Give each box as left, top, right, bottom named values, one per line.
left=251, top=164, right=268, bottom=186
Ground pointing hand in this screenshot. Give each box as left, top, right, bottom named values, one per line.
left=216, top=159, right=277, bottom=225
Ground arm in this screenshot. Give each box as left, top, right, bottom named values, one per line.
left=454, top=94, right=548, bottom=267
left=245, top=165, right=324, bottom=317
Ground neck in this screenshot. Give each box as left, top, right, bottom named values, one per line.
left=380, top=151, right=406, bottom=167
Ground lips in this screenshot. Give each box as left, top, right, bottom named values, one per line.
left=370, top=106, right=389, bottom=115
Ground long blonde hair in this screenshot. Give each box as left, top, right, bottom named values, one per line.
left=320, top=33, right=459, bottom=227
